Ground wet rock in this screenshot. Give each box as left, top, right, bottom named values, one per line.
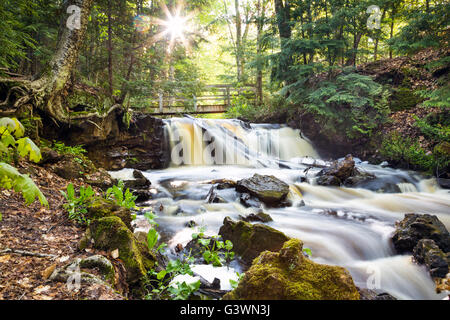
left=413, top=239, right=449, bottom=278
left=206, top=186, right=226, bottom=204
left=343, top=169, right=376, bottom=187
left=239, top=210, right=273, bottom=223
left=132, top=189, right=152, bottom=202
left=123, top=170, right=151, bottom=189
left=315, top=154, right=376, bottom=187
left=223, top=239, right=360, bottom=300
left=316, top=175, right=341, bottom=186
left=236, top=174, right=290, bottom=206
left=318, top=154, right=355, bottom=182
left=392, top=213, right=450, bottom=253
left=119, top=170, right=152, bottom=202
left=358, top=288, right=397, bottom=300
left=239, top=193, right=262, bottom=208
left=218, top=217, right=289, bottom=267
left=435, top=275, right=450, bottom=294
left=184, top=220, right=197, bottom=228
left=437, top=178, right=450, bottom=190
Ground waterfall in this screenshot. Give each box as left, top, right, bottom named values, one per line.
left=164, top=117, right=319, bottom=167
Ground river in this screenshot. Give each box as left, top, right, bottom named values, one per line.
left=110, top=117, right=450, bottom=300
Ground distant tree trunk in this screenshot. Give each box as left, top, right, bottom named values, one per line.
left=235, top=0, right=243, bottom=82
left=389, top=4, right=397, bottom=59
left=274, top=0, right=293, bottom=83
left=374, top=8, right=386, bottom=61
left=346, top=33, right=362, bottom=66
left=107, top=0, right=114, bottom=97
left=255, top=0, right=265, bottom=105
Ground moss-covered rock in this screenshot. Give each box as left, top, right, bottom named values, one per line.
left=218, top=217, right=289, bottom=267
left=81, top=216, right=156, bottom=287
left=223, top=239, right=360, bottom=300
left=86, top=198, right=132, bottom=229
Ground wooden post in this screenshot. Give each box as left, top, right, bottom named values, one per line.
left=159, top=92, right=163, bottom=113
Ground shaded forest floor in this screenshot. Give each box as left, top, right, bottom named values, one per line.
left=0, top=161, right=124, bottom=300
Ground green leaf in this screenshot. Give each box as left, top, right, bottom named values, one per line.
left=0, top=162, right=48, bottom=206
left=67, top=183, right=75, bottom=200
left=1, top=134, right=16, bottom=148
left=0, top=142, right=8, bottom=154
left=147, top=228, right=159, bottom=249
left=198, top=238, right=211, bottom=247
left=224, top=240, right=233, bottom=251
left=16, top=137, right=42, bottom=163
left=157, top=270, right=167, bottom=280
left=0, top=118, right=25, bottom=138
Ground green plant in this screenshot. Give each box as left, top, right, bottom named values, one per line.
left=51, top=141, right=87, bottom=158
left=192, top=229, right=235, bottom=267
left=0, top=117, right=47, bottom=206
left=303, top=247, right=312, bottom=257
left=105, top=180, right=137, bottom=210
left=60, top=183, right=95, bottom=225
left=229, top=271, right=244, bottom=290
left=145, top=255, right=200, bottom=300
left=380, top=132, right=436, bottom=172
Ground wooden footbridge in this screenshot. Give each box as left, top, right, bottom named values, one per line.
left=141, top=84, right=255, bottom=116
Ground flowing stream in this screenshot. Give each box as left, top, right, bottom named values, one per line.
left=110, top=117, right=450, bottom=300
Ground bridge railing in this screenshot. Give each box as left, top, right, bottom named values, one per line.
left=139, top=84, right=256, bottom=115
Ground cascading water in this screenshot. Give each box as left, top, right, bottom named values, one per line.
left=110, top=117, right=450, bottom=300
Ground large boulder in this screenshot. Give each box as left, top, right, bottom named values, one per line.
left=218, top=217, right=289, bottom=267
left=317, top=154, right=355, bottom=183
left=79, top=216, right=157, bottom=287
left=236, top=174, right=290, bottom=206
left=391, top=213, right=450, bottom=253
left=413, top=239, right=449, bottom=278
left=223, top=239, right=360, bottom=300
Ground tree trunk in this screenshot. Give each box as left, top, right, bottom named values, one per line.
left=235, top=0, right=243, bottom=83
left=274, top=0, right=293, bottom=83
left=29, top=0, right=94, bottom=122
left=107, top=0, right=114, bottom=97
left=255, top=0, right=265, bottom=105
